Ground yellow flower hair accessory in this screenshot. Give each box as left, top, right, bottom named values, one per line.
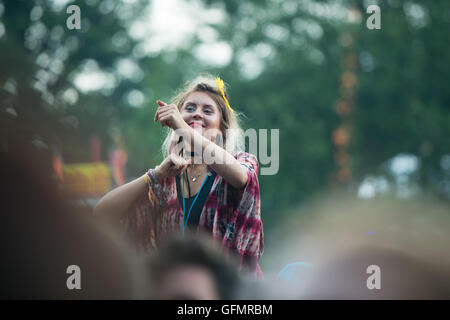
left=215, top=77, right=234, bottom=112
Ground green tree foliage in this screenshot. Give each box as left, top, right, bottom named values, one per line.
left=1, top=0, right=149, bottom=161
left=353, top=0, right=450, bottom=199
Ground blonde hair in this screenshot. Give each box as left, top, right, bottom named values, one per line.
left=162, top=74, right=244, bottom=157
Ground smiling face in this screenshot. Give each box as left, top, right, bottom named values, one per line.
left=180, top=91, right=222, bottom=140
left=163, top=76, right=243, bottom=157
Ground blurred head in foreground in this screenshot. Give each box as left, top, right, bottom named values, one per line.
left=268, top=192, right=450, bottom=299
left=0, top=137, right=140, bottom=299
left=301, top=244, right=450, bottom=299
left=145, top=233, right=240, bottom=300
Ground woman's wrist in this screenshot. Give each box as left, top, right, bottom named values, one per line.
left=153, top=165, right=164, bottom=181
left=177, top=120, right=191, bottom=132
left=142, top=167, right=163, bottom=187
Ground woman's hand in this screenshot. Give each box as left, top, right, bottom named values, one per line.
left=154, top=153, right=193, bottom=180
left=154, top=100, right=188, bottom=130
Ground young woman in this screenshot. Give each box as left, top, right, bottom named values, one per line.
left=94, top=74, right=263, bottom=277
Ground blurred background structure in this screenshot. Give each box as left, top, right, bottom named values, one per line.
left=1, top=0, right=450, bottom=279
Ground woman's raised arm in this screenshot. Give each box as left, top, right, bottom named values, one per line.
left=190, top=128, right=248, bottom=188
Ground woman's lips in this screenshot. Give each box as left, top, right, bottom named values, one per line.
left=189, top=122, right=205, bottom=128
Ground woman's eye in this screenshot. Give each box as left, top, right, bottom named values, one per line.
left=186, top=105, right=195, bottom=111
left=204, top=109, right=213, bottom=114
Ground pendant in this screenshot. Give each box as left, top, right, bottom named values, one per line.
left=192, top=177, right=196, bottom=182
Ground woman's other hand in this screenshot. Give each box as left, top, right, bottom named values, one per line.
left=154, top=100, right=188, bottom=130
left=154, top=153, right=193, bottom=180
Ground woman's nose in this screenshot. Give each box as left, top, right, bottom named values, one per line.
left=192, top=110, right=203, bottom=119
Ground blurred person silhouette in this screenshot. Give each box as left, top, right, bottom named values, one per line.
left=94, top=74, right=263, bottom=278
left=301, top=244, right=450, bottom=299
left=0, top=136, right=142, bottom=299
left=145, top=233, right=240, bottom=300
left=268, top=193, right=450, bottom=299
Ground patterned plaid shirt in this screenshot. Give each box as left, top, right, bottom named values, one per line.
left=123, top=152, right=264, bottom=278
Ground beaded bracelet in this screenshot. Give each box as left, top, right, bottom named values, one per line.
left=142, top=172, right=150, bottom=186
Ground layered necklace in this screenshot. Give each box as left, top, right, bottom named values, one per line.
left=182, top=164, right=211, bottom=236
left=187, top=165, right=207, bottom=182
